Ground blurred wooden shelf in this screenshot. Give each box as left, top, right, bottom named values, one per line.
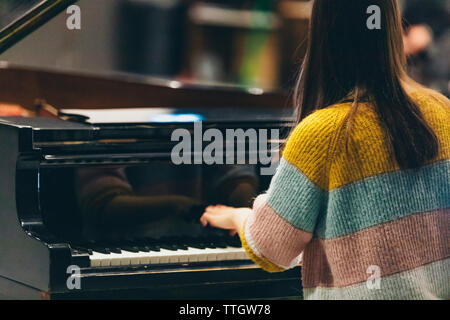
left=189, top=3, right=280, bottom=29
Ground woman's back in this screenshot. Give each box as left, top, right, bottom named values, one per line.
left=290, top=91, right=450, bottom=299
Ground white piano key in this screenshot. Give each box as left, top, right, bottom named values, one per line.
left=109, top=254, right=124, bottom=266
left=184, top=247, right=205, bottom=262
left=221, top=247, right=246, bottom=260
left=178, top=251, right=190, bottom=263
left=158, top=248, right=191, bottom=263
left=157, top=249, right=171, bottom=264
left=236, top=250, right=250, bottom=260
left=90, top=251, right=107, bottom=267
left=148, top=252, right=161, bottom=264
left=203, top=248, right=223, bottom=261
left=119, top=250, right=143, bottom=266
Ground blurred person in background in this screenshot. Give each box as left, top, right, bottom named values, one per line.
left=402, top=0, right=449, bottom=96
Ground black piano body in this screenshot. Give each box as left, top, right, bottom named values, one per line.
left=0, top=109, right=300, bottom=300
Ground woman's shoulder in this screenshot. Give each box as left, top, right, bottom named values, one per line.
left=409, top=89, right=450, bottom=134
left=292, top=103, right=350, bottom=134
left=287, top=101, right=361, bottom=147
left=284, top=104, right=350, bottom=167
left=409, top=89, right=450, bottom=110
left=410, top=87, right=449, bottom=102
left=289, top=109, right=335, bottom=144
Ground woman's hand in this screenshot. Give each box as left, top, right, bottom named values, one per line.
left=200, top=205, right=252, bottom=236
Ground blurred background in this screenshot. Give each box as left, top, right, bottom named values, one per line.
left=0, top=0, right=448, bottom=96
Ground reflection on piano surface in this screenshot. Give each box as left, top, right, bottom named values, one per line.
left=74, top=163, right=258, bottom=238
left=56, top=162, right=260, bottom=265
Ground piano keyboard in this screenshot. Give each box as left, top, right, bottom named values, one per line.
left=89, top=247, right=249, bottom=267
left=72, top=235, right=251, bottom=267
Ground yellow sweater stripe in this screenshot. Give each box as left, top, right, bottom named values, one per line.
left=283, top=92, right=450, bottom=191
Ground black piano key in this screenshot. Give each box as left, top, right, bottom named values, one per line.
left=93, top=241, right=122, bottom=254
left=168, top=236, right=188, bottom=248
left=147, top=245, right=161, bottom=252
left=108, top=247, right=122, bottom=254
left=188, top=242, right=206, bottom=249
left=158, top=237, right=188, bottom=251
left=207, top=235, right=229, bottom=248
left=226, top=236, right=242, bottom=248
left=134, top=238, right=161, bottom=252
left=182, top=236, right=205, bottom=249
left=184, top=237, right=206, bottom=249
left=195, top=234, right=218, bottom=249
left=204, top=241, right=218, bottom=249
left=212, top=241, right=228, bottom=249
left=137, top=245, right=150, bottom=252
left=92, top=247, right=111, bottom=255
left=201, top=240, right=216, bottom=248
left=121, top=246, right=140, bottom=253
left=107, top=238, right=141, bottom=253
left=173, top=242, right=189, bottom=250
left=103, top=245, right=122, bottom=254
left=72, top=246, right=93, bottom=255
left=159, top=243, right=178, bottom=251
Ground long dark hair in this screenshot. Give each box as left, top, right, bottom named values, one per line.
left=294, top=0, right=439, bottom=169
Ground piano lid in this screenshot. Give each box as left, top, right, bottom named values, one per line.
left=0, top=0, right=78, bottom=54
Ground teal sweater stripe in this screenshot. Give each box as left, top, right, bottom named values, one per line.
left=303, top=258, right=450, bottom=300
left=266, top=158, right=326, bottom=233
left=316, top=159, right=450, bottom=239
left=266, top=159, right=450, bottom=238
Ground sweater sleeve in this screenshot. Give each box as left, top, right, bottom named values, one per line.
left=239, top=108, right=342, bottom=272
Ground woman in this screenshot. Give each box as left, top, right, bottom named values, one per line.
left=200, top=0, right=449, bottom=300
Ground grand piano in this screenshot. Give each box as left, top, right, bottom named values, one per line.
left=0, top=0, right=300, bottom=299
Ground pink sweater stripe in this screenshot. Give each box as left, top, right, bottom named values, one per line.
left=302, top=208, right=450, bottom=288
left=247, top=194, right=312, bottom=268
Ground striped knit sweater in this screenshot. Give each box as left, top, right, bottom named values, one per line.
left=239, top=91, right=450, bottom=300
